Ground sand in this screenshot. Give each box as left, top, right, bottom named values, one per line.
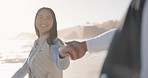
left=0, top=51, right=107, bottom=78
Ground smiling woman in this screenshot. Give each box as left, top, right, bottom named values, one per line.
left=35, top=8, right=54, bottom=36
left=11, top=7, right=70, bottom=78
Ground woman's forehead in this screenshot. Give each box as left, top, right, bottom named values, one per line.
left=38, top=9, right=52, bottom=16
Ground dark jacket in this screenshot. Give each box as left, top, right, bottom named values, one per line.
left=100, top=0, right=145, bottom=78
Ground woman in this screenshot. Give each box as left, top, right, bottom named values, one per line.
left=12, top=7, right=72, bottom=78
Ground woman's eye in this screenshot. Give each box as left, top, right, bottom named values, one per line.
left=46, top=16, right=53, bottom=20
left=47, top=17, right=52, bottom=20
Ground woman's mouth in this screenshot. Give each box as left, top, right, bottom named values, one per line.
left=40, top=24, right=46, bottom=28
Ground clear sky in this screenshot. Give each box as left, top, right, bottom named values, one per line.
left=0, top=0, right=131, bottom=38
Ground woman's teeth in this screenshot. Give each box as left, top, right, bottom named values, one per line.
left=41, top=25, right=46, bottom=27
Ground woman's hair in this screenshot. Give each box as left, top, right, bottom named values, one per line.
left=34, top=7, right=58, bottom=45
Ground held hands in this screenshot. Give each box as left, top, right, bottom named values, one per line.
left=58, top=45, right=78, bottom=60
left=58, top=41, right=88, bottom=60
left=66, top=41, right=87, bottom=60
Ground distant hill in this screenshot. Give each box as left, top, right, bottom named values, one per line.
left=58, top=20, right=120, bottom=40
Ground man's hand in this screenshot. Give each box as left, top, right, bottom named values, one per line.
left=66, top=41, right=88, bottom=60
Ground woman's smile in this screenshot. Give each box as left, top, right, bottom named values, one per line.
left=35, top=9, right=54, bottom=36
left=40, top=24, right=47, bottom=28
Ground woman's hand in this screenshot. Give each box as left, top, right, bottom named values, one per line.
left=58, top=45, right=78, bottom=60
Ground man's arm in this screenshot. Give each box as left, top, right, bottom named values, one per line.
left=86, top=28, right=116, bottom=53
left=66, top=28, right=117, bottom=60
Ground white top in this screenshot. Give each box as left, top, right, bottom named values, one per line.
left=140, top=0, right=148, bottom=78
left=86, top=28, right=117, bottom=53
left=11, top=34, right=70, bottom=78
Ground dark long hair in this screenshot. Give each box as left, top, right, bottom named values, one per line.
left=34, top=7, right=57, bottom=45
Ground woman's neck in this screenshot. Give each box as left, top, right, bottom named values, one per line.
left=39, top=33, right=49, bottom=39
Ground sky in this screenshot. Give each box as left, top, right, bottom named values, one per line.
left=0, top=0, right=131, bottom=38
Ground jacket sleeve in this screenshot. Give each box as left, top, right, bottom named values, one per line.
left=51, top=39, right=70, bottom=70
left=11, top=59, right=29, bottom=78
left=86, top=28, right=117, bottom=53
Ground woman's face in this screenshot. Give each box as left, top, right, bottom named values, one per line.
left=36, top=9, right=53, bottom=36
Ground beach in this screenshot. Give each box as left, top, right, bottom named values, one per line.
left=0, top=51, right=107, bottom=78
